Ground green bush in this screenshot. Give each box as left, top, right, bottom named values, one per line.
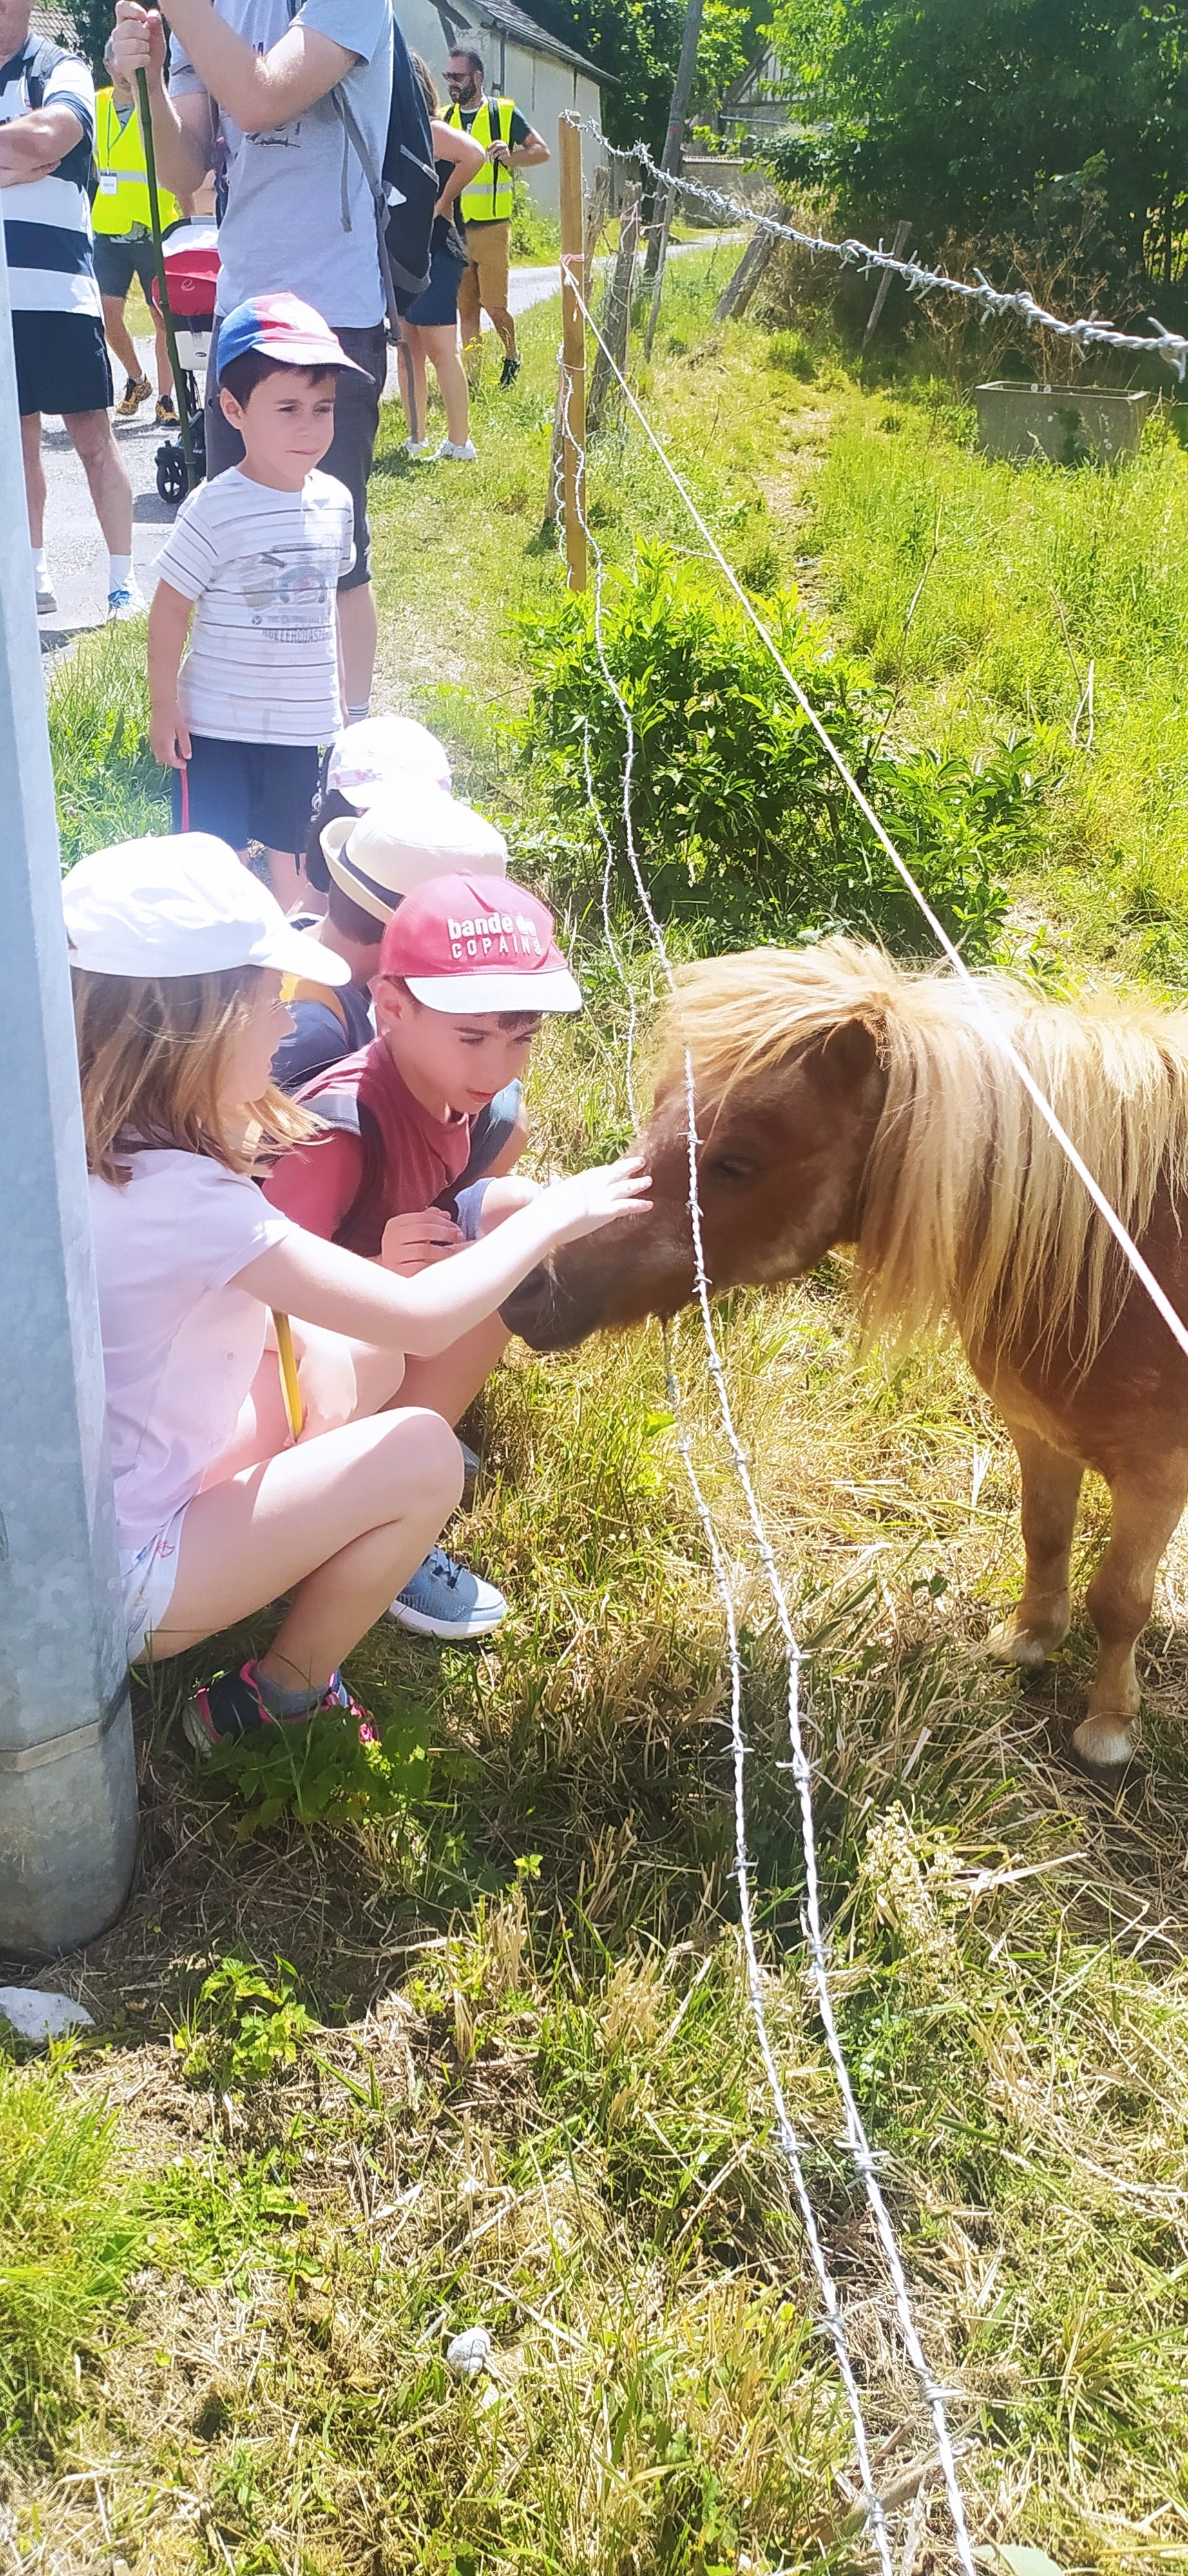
left=521, top=544, right=1044, bottom=955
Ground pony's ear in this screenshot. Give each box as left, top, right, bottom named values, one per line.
left=816, top=1016, right=878, bottom=1092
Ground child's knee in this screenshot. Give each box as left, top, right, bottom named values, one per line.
left=477, top=1174, right=540, bottom=1235
left=488, top=1097, right=530, bottom=1177
left=392, top=1406, right=466, bottom=1511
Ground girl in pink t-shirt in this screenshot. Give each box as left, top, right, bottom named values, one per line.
left=67, top=834, right=649, bottom=1749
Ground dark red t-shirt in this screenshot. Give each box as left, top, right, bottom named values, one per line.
left=263, top=1037, right=472, bottom=1256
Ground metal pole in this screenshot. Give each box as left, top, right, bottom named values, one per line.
left=0, top=232, right=137, bottom=1956
left=136, top=66, right=196, bottom=491
left=559, top=115, right=587, bottom=593
left=644, top=0, right=705, bottom=279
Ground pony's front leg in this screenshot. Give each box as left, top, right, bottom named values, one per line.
left=1076, top=1458, right=1188, bottom=1770
left=984, top=1423, right=1083, bottom=1668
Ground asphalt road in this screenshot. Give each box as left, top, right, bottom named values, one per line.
left=33, top=243, right=736, bottom=651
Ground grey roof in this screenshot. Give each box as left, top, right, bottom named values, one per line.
left=435, top=0, right=606, bottom=83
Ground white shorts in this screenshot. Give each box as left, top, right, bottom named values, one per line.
left=120, top=1506, right=188, bottom=1661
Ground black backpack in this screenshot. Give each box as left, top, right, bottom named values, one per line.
left=334, top=6, right=436, bottom=319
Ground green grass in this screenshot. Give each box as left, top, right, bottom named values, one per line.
left=0, top=2043, right=142, bottom=2442
left=15, top=245, right=1188, bottom=2573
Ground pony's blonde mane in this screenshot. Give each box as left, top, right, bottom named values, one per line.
left=661, top=938, right=1188, bottom=1364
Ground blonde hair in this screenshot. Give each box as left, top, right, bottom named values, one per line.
left=73, top=963, right=316, bottom=1188
left=662, top=936, right=1188, bottom=1370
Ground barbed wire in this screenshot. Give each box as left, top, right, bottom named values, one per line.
left=552, top=198, right=1188, bottom=2551
left=559, top=344, right=972, bottom=2569
left=574, top=117, right=1188, bottom=374
left=562, top=255, right=1188, bottom=1378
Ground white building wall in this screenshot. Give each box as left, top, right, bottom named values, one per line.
left=394, top=1, right=604, bottom=220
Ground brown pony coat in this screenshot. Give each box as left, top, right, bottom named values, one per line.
left=506, top=937, right=1188, bottom=1774
left=659, top=940, right=1188, bottom=1372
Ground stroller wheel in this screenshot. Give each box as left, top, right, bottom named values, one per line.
left=156, top=440, right=187, bottom=506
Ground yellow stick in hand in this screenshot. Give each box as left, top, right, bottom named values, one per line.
left=273, top=1311, right=304, bottom=1441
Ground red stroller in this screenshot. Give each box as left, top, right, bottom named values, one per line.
left=152, top=221, right=219, bottom=505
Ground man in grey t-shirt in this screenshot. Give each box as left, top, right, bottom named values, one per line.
left=112, top=0, right=392, bottom=718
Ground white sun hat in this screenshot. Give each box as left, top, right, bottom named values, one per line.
left=326, top=714, right=452, bottom=806
left=320, top=787, right=508, bottom=925
left=62, top=833, right=352, bottom=984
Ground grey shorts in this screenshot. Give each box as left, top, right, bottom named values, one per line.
left=93, top=232, right=158, bottom=303
left=205, top=316, right=387, bottom=589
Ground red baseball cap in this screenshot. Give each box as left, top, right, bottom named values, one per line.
left=379, top=872, right=582, bottom=1014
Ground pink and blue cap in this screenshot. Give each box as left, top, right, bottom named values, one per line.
left=216, top=290, right=368, bottom=383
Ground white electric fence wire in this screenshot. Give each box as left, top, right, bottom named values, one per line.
left=559, top=350, right=961, bottom=2569
left=564, top=260, right=1188, bottom=1379
left=577, top=120, right=1188, bottom=372
left=662, top=1325, right=894, bottom=2569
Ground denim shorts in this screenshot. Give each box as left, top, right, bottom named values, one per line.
left=437, top=1080, right=523, bottom=1234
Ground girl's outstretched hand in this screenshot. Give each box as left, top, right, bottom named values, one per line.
left=537, top=1155, right=651, bottom=1248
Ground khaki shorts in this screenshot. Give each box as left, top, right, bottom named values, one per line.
left=459, top=218, right=512, bottom=334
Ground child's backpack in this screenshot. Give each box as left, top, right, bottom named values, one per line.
left=334, top=7, right=437, bottom=320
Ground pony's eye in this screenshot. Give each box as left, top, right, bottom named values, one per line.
left=705, top=1155, right=755, bottom=1184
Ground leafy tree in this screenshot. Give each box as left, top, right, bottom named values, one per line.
left=766, top=0, right=1188, bottom=296
left=529, top=0, right=771, bottom=156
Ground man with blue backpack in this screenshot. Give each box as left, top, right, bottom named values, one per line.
left=111, top=0, right=436, bottom=720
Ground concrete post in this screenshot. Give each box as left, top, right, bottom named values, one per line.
left=0, top=234, right=137, bottom=1956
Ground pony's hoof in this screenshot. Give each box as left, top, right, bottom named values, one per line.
left=983, top=1618, right=1057, bottom=1669
left=1072, top=1713, right=1140, bottom=1772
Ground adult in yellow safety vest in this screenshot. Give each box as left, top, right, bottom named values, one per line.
left=443, top=46, right=548, bottom=386
left=93, top=34, right=190, bottom=424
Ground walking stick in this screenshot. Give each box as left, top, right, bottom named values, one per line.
left=135, top=66, right=196, bottom=493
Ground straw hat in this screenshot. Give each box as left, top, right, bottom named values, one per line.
left=321, top=787, right=508, bottom=925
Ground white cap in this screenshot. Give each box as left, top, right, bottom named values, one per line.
left=63, top=833, right=352, bottom=985
left=321, top=787, right=508, bottom=924
left=327, top=714, right=452, bottom=806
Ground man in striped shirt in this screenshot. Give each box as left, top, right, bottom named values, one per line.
left=0, top=0, right=138, bottom=618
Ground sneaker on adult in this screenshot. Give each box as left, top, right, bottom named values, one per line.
left=405, top=437, right=430, bottom=459
left=184, top=1657, right=372, bottom=1751
left=499, top=354, right=521, bottom=390
left=33, top=560, right=57, bottom=615
left=107, top=578, right=145, bottom=622
left=155, top=394, right=179, bottom=427
left=436, top=438, right=477, bottom=462
left=115, top=371, right=152, bottom=418
left=387, top=1547, right=507, bottom=1640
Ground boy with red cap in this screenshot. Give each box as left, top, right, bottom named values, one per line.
left=263, top=871, right=580, bottom=1641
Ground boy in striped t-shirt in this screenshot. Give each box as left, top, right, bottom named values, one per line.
left=0, top=0, right=137, bottom=618
left=149, top=292, right=362, bottom=912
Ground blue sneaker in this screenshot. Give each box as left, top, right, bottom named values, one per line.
left=387, top=1548, right=507, bottom=1640
left=106, top=580, right=144, bottom=621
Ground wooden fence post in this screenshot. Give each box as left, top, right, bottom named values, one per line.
left=715, top=221, right=780, bottom=322
left=559, top=113, right=587, bottom=591
left=863, top=218, right=911, bottom=344
left=589, top=178, right=642, bottom=432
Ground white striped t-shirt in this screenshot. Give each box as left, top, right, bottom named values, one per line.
left=153, top=466, right=356, bottom=748
left=0, top=40, right=101, bottom=319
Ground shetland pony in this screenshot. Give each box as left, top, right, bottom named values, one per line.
left=504, top=938, right=1188, bottom=1771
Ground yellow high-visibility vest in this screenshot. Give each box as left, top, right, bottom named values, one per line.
left=445, top=97, right=515, bottom=224
left=92, top=87, right=180, bottom=236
